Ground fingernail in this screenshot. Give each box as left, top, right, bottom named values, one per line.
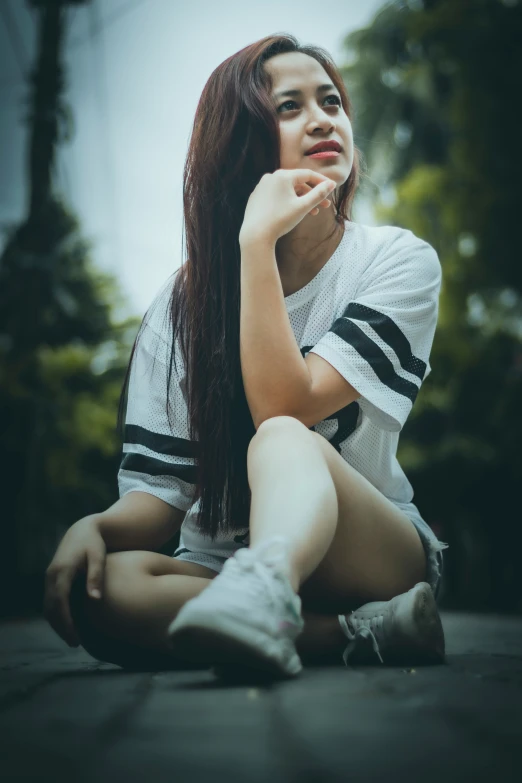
left=90, top=589, right=101, bottom=598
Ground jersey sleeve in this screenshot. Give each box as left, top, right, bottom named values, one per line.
left=117, top=283, right=197, bottom=512
left=308, top=230, right=442, bottom=432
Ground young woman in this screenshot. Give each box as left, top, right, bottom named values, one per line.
left=46, top=34, right=449, bottom=680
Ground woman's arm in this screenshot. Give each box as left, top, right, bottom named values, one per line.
left=240, top=237, right=311, bottom=430
left=94, top=491, right=186, bottom=553
left=238, top=169, right=335, bottom=429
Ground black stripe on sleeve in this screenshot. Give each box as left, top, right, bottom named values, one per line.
left=343, top=303, right=427, bottom=381
left=120, top=452, right=197, bottom=485
left=329, top=317, right=420, bottom=404
left=120, top=423, right=198, bottom=484
left=124, top=423, right=198, bottom=458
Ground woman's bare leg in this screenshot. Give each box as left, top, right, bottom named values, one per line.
left=74, top=553, right=219, bottom=658
left=73, top=551, right=346, bottom=664
left=247, top=416, right=426, bottom=611
left=248, top=418, right=339, bottom=593
left=298, top=611, right=347, bottom=663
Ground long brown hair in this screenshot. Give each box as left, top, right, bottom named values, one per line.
left=117, top=33, right=361, bottom=540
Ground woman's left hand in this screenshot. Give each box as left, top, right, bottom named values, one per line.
left=239, top=168, right=336, bottom=248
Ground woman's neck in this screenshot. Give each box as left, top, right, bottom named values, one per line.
left=275, top=213, right=344, bottom=295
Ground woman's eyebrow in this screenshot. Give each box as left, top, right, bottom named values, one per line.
left=274, top=83, right=337, bottom=99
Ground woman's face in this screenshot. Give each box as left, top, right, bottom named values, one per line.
left=265, top=51, right=354, bottom=187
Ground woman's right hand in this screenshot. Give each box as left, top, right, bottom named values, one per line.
left=43, top=515, right=107, bottom=648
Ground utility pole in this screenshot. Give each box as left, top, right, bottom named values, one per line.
left=26, top=0, right=89, bottom=220
left=0, top=0, right=91, bottom=613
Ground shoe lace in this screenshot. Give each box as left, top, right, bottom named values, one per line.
left=339, top=613, right=385, bottom=666
left=220, top=537, right=290, bottom=609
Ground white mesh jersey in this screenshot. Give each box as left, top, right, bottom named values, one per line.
left=118, top=220, right=442, bottom=558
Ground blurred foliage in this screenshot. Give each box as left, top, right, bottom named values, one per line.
left=342, top=0, right=522, bottom=610
left=0, top=197, right=141, bottom=612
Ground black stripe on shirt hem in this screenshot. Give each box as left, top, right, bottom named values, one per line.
left=344, top=302, right=427, bottom=381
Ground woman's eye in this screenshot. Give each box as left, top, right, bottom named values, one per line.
left=324, top=95, right=342, bottom=107
left=278, top=100, right=298, bottom=112
left=277, top=95, right=341, bottom=112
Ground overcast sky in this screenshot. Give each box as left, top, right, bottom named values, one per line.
left=0, top=0, right=388, bottom=319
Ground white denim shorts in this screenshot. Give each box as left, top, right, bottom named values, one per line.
left=173, top=501, right=449, bottom=601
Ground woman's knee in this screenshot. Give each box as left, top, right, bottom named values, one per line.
left=69, top=552, right=155, bottom=667
left=247, top=416, right=318, bottom=468
left=69, top=552, right=215, bottom=669
left=80, top=551, right=149, bottom=622
left=250, top=415, right=310, bottom=447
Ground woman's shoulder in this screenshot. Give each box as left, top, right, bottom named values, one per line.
left=141, top=272, right=178, bottom=342
left=347, top=221, right=439, bottom=278
left=348, top=221, right=434, bottom=252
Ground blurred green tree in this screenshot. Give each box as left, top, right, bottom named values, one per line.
left=0, top=199, right=141, bottom=614
left=341, top=0, right=522, bottom=610
left=0, top=0, right=144, bottom=616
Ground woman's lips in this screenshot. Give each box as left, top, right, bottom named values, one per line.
left=306, top=150, right=340, bottom=159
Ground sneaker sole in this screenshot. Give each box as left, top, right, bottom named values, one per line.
left=346, top=583, right=446, bottom=666
left=387, top=582, right=446, bottom=664
left=410, top=582, right=446, bottom=662
left=166, top=607, right=303, bottom=680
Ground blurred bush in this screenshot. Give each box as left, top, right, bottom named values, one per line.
left=342, top=0, right=522, bottom=610
left=0, top=197, right=141, bottom=615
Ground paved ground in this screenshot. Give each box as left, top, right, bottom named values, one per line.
left=0, top=611, right=521, bottom=783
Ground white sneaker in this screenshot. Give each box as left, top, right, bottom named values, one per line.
left=166, top=536, right=305, bottom=678
left=338, top=582, right=446, bottom=666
